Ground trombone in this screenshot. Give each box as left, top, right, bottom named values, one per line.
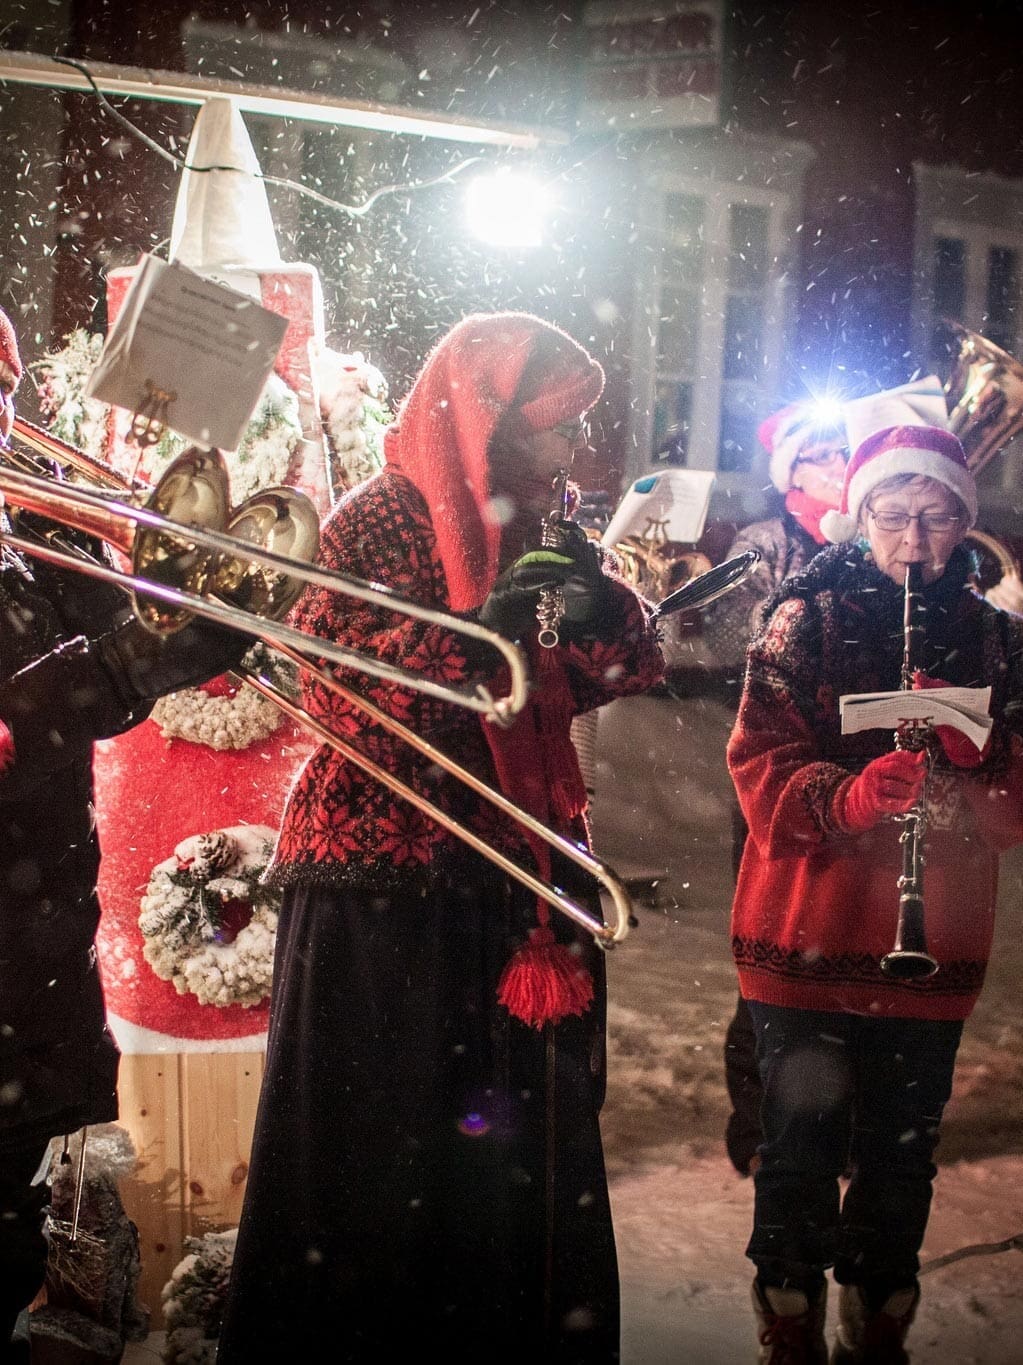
left=0, top=451, right=530, bottom=724
left=0, top=433, right=632, bottom=945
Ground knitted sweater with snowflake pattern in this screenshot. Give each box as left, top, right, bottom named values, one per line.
left=268, top=469, right=665, bottom=890
left=728, top=541, right=1023, bottom=1021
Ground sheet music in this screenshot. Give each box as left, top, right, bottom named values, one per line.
left=86, top=254, right=288, bottom=452
left=839, top=686, right=992, bottom=750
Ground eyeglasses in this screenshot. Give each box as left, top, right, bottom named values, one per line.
left=551, top=417, right=588, bottom=443
left=794, top=445, right=848, bottom=468
left=868, top=510, right=962, bottom=533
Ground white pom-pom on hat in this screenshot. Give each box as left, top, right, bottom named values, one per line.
left=822, top=424, right=976, bottom=544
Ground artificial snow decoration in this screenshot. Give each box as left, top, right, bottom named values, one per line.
left=139, top=825, right=280, bottom=1008
left=318, top=347, right=392, bottom=490
left=31, top=328, right=111, bottom=461
left=29, top=1125, right=149, bottom=1361
left=161, top=1227, right=238, bottom=1365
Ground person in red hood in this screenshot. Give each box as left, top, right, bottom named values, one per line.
left=0, top=305, right=250, bottom=1358
left=217, top=312, right=665, bottom=1364
left=701, top=399, right=850, bottom=1180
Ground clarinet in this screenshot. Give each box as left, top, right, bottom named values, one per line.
left=536, top=468, right=571, bottom=649
left=880, top=561, right=939, bottom=980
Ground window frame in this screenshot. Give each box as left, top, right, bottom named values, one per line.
left=627, top=132, right=811, bottom=511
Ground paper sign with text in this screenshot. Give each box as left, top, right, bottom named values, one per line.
left=86, top=254, right=288, bottom=452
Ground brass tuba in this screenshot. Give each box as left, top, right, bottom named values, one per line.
left=941, top=322, right=1023, bottom=603
left=942, top=321, right=1023, bottom=475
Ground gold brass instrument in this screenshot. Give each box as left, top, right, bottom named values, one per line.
left=939, top=322, right=1023, bottom=605
left=0, top=439, right=628, bottom=945
left=880, top=561, right=939, bottom=980
left=11, top=414, right=149, bottom=491
left=0, top=439, right=529, bottom=720
left=942, top=322, right=1023, bottom=475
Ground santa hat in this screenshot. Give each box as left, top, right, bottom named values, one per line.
left=758, top=401, right=848, bottom=492
left=820, top=424, right=977, bottom=544
left=0, top=307, right=23, bottom=393
left=384, top=311, right=604, bottom=611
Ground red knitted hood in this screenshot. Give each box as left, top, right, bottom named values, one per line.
left=383, top=312, right=604, bottom=611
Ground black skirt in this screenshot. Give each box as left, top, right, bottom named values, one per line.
left=217, top=855, right=620, bottom=1364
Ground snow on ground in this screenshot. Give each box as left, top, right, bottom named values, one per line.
left=126, top=690, right=1023, bottom=1363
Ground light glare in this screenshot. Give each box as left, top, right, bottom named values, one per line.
left=465, top=170, right=548, bottom=248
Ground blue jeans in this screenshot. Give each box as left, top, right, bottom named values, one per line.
left=744, top=1001, right=963, bottom=1294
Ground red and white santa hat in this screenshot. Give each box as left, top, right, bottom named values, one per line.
left=758, top=401, right=848, bottom=493
left=0, top=306, right=22, bottom=393
left=819, top=424, right=977, bottom=544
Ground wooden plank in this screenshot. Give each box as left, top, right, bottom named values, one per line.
left=181, top=1052, right=265, bottom=1238
left=116, top=1053, right=185, bottom=1330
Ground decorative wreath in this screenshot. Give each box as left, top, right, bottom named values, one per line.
left=138, top=826, right=280, bottom=1008
left=162, top=1228, right=237, bottom=1365
left=150, top=643, right=298, bottom=751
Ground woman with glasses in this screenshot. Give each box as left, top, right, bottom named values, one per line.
left=727, top=424, right=1023, bottom=1364
left=699, top=400, right=849, bottom=1180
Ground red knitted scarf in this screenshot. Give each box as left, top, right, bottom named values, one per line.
left=785, top=487, right=835, bottom=545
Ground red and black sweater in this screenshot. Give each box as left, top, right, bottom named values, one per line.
left=728, top=542, right=1023, bottom=1021
left=268, top=470, right=665, bottom=890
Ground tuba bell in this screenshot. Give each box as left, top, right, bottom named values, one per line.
left=939, top=322, right=1023, bottom=605
left=942, top=321, right=1023, bottom=475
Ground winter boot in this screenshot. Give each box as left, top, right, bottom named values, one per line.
left=830, top=1283, right=919, bottom=1364
left=752, top=1279, right=828, bottom=1364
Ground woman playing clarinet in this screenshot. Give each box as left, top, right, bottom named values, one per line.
left=727, top=423, right=1023, bottom=1364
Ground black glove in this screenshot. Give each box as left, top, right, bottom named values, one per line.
left=478, top=524, right=611, bottom=640
left=96, top=613, right=254, bottom=705
left=553, top=520, right=613, bottom=629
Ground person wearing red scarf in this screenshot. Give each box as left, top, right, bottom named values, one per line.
left=729, top=425, right=1023, bottom=1362
left=699, top=402, right=850, bottom=1179
left=217, top=312, right=664, bottom=1364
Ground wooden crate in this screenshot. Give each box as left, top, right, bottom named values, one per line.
left=116, top=1051, right=265, bottom=1328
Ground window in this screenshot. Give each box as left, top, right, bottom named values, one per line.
left=913, top=164, right=1023, bottom=373
left=629, top=134, right=810, bottom=491
left=912, top=163, right=1023, bottom=514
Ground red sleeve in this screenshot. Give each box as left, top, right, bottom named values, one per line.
left=726, top=597, right=850, bottom=858
left=561, top=561, right=665, bottom=711
left=962, top=735, right=1023, bottom=852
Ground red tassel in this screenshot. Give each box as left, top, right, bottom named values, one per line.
left=497, top=925, right=594, bottom=1029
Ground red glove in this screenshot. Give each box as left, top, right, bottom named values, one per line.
left=837, top=749, right=927, bottom=834
left=911, top=670, right=989, bottom=768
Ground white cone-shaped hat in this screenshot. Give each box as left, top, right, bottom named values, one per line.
left=169, top=97, right=282, bottom=272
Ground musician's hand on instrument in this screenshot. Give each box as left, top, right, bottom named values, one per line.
left=97, top=614, right=255, bottom=705
left=911, top=670, right=989, bottom=767
left=478, top=548, right=578, bottom=639
left=553, top=526, right=612, bottom=628
left=836, top=749, right=927, bottom=834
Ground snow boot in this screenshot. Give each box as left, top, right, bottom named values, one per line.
left=830, top=1283, right=919, bottom=1363
left=752, top=1279, right=828, bottom=1364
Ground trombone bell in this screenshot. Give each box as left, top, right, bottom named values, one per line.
left=217, top=489, right=321, bottom=621
left=131, top=448, right=232, bottom=633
